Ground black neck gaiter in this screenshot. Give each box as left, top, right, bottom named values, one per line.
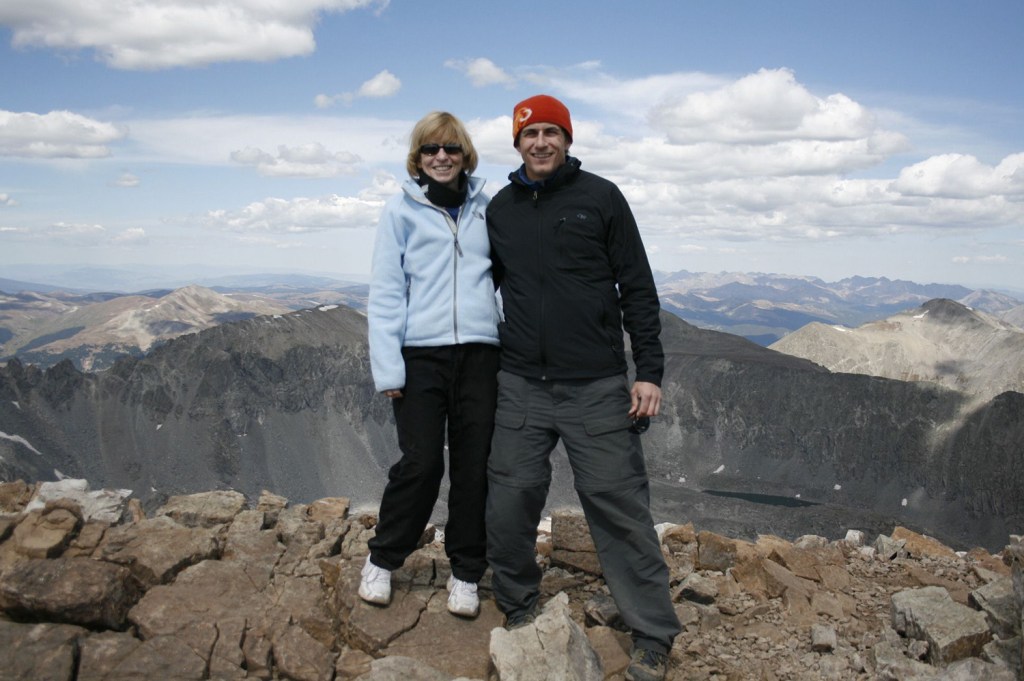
left=417, top=171, right=468, bottom=208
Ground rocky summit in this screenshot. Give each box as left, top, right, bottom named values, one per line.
left=1, top=479, right=1022, bottom=681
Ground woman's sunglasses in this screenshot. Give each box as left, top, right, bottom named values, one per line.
left=420, top=143, right=463, bottom=156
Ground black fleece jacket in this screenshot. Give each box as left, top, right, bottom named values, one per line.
left=486, top=157, right=664, bottom=385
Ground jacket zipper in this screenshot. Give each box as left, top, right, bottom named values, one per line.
left=533, top=189, right=548, bottom=380
left=449, top=206, right=462, bottom=343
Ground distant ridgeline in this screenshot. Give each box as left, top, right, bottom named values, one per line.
left=2, top=274, right=1021, bottom=371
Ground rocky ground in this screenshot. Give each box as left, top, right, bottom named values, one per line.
left=0, top=479, right=1021, bottom=680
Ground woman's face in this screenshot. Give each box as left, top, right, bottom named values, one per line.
left=419, top=140, right=465, bottom=189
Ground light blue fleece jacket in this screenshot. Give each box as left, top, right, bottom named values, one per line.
left=368, top=175, right=500, bottom=392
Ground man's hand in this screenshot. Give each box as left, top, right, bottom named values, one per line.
left=629, top=381, right=661, bottom=418
left=383, top=389, right=403, bottom=399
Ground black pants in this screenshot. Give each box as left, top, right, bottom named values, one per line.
left=368, top=343, right=499, bottom=582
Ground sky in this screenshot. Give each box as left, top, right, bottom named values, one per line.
left=1, top=0, right=1023, bottom=293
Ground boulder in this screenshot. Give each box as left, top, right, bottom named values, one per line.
left=155, top=490, right=247, bottom=527
left=96, top=515, right=222, bottom=587
left=0, top=556, right=141, bottom=629
left=891, top=585, right=992, bottom=664
left=489, top=592, right=603, bottom=681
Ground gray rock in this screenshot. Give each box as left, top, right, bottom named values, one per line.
left=273, top=624, right=337, bottom=681
left=209, top=616, right=249, bottom=680
left=25, top=478, right=132, bottom=524
left=489, top=592, right=603, bottom=681
left=870, top=639, right=940, bottom=680
left=355, top=655, right=451, bottom=681
left=155, top=489, right=247, bottom=527
left=875, top=534, right=909, bottom=561
left=696, top=531, right=739, bottom=571
left=96, top=515, right=222, bottom=587
left=844, top=529, right=866, bottom=547
left=935, top=656, right=1018, bottom=680
left=0, top=620, right=88, bottom=681
left=892, top=585, right=992, bottom=664
left=10, top=504, right=81, bottom=559
left=970, top=576, right=1018, bottom=640
left=0, top=556, right=141, bottom=629
left=384, top=595, right=504, bottom=679
left=676, top=571, right=718, bottom=604
left=582, top=591, right=622, bottom=627
left=982, top=636, right=1021, bottom=678
left=78, top=630, right=210, bottom=681
left=256, top=489, right=289, bottom=526
left=811, top=623, right=838, bottom=652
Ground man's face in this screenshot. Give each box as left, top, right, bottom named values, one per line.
left=516, top=123, right=569, bottom=181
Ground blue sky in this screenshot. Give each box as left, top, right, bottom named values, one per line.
left=1, top=0, right=1022, bottom=293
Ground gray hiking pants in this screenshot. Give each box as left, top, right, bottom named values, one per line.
left=485, top=371, right=681, bottom=654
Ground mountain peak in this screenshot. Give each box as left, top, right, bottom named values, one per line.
left=770, top=297, right=1024, bottom=402
left=918, top=298, right=979, bottom=321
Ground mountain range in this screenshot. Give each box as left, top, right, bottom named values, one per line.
left=0, top=285, right=292, bottom=371
left=1, top=298, right=1020, bottom=552
left=655, top=270, right=1024, bottom=344
left=3, top=270, right=1023, bottom=371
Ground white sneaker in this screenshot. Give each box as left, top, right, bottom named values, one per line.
left=358, top=557, right=391, bottom=605
left=447, top=575, right=479, bottom=618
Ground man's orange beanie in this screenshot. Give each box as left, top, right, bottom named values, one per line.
left=512, top=94, right=573, bottom=146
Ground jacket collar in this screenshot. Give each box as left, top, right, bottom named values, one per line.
left=403, top=174, right=486, bottom=203
left=509, top=156, right=581, bottom=192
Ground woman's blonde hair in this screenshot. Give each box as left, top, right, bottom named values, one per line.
left=406, top=111, right=479, bottom=177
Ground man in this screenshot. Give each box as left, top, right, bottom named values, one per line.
left=485, top=94, right=681, bottom=681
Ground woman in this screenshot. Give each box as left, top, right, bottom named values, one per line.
left=361, top=111, right=499, bottom=618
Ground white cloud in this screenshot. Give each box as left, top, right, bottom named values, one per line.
left=231, top=143, right=362, bottom=177
left=893, top=153, right=1024, bottom=199
left=113, top=173, right=140, bottom=187
left=124, top=114, right=409, bottom=166
left=18, top=222, right=108, bottom=246
left=0, top=110, right=126, bottom=159
left=112, top=227, right=148, bottom=244
left=313, top=94, right=335, bottom=109
left=358, top=70, right=401, bottom=98
left=0, top=0, right=390, bottom=70
left=488, top=65, right=1022, bottom=247
left=559, top=71, right=728, bottom=126
left=315, top=69, right=402, bottom=108
left=0, top=193, right=15, bottom=206
left=203, top=193, right=382, bottom=233
left=201, top=171, right=397, bottom=235
left=445, top=58, right=513, bottom=87
left=953, top=254, right=1009, bottom=264
left=650, top=68, right=882, bottom=144
left=0, top=221, right=142, bottom=249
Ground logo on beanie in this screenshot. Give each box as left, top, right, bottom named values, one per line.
left=514, top=107, right=533, bottom=134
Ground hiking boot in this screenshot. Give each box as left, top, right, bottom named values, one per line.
left=503, top=602, right=539, bottom=630
left=358, top=556, right=391, bottom=605
left=446, top=575, right=480, bottom=618
left=625, top=647, right=668, bottom=681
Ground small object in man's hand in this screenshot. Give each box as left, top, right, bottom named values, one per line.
left=629, top=416, right=650, bottom=434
